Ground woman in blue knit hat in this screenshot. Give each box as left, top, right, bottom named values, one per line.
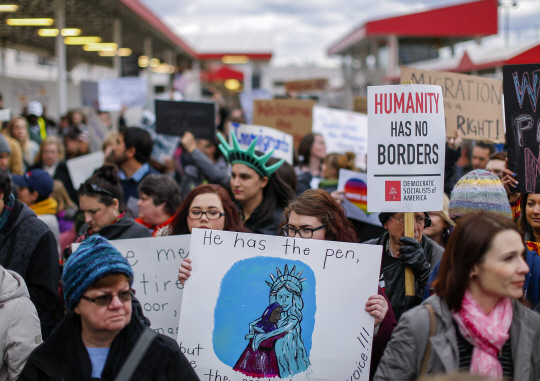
left=19, top=235, right=199, bottom=381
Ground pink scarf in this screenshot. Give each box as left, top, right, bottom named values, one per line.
left=452, top=290, right=513, bottom=379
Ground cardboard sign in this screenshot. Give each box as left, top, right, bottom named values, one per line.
left=178, top=229, right=382, bottom=380
left=503, top=64, right=540, bottom=193
left=253, top=99, right=315, bottom=147
left=155, top=100, right=216, bottom=141
left=367, top=84, right=446, bottom=213
left=73, top=235, right=190, bottom=339
left=401, top=67, right=504, bottom=143
left=66, top=151, right=105, bottom=188
left=98, top=77, right=147, bottom=112
left=284, top=78, right=328, bottom=94
left=312, top=106, right=368, bottom=170
left=140, top=110, right=181, bottom=164
left=230, top=122, right=294, bottom=164
left=338, top=169, right=381, bottom=226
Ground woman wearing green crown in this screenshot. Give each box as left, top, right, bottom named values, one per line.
left=217, top=133, right=295, bottom=235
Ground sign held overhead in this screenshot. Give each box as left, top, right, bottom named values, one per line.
left=155, top=100, right=216, bottom=141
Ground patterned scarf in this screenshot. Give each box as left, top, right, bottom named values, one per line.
left=0, top=194, right=15, bottom=233
left=525, top=241, right=540, bottom=254
left=453, top=290, right=513, bottom=379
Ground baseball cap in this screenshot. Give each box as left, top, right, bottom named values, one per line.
left=12, top=169, right=53, bottom=197
left=27, top=101, right=43, bottom=117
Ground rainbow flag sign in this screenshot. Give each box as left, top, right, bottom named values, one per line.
left=338, top=169, right=381, bottom=226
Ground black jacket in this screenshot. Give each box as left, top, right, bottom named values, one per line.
left=30, top=161, right=78, bottom=203
left=19, top=311, right=200, bottom=381
left=79, top=215, right=152, bottom=241
left=364, top=232, right=443, bottom=321
left=0, top=200, right=59, bottom=319
left=242, top=203, right=284, bottom=236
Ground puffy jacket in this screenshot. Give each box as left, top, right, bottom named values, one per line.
left=0, top=268, right=41, bottom=381
left=374, top=295, right=540, bottom=381
left=364, top=232, right=443, bottom=321
left=78, top=215, right=151, bottom=241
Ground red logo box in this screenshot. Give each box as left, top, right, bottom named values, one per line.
left=385, top=181, right=401, bottom=201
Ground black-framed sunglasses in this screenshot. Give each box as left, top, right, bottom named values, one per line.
left=79, top=183, right=115, bottom=198
left=80, top=290, right=133, bottom=307
left=281, top=225, right=325, bottom=239
left=188, top=210, right=225, bottom=220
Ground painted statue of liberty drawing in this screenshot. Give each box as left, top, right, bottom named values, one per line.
left=233, top=264, right=311, bottom=378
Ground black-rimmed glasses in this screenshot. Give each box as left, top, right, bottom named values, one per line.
left=79, top=183, right=115, bottom=198
left=282, top=225, right=325, bottom=239
left=188, top=210, right=225, bottom=220
left=80, top=290, right=132, bottom=307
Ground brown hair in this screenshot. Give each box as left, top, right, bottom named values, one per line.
left=282, top=189, right=358, bottom=243
left=323, top=152, right=356, bottom=178
left=434, top=211, right=524, bottom=311
left=489, top=151, right=507, bottom=162
left=37, top=136, right=65, bottom=162
left=88, top=273, right=130, bottom=290
left=52, top=180, right=77, bottom=212
left=519, top=193, right=537, bottom=240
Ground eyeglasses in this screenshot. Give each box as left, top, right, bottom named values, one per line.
left=79, top=183, right=115, bottom=198
left=188, top=210, right=225, bottom=220
left=80, top=290, right=132, bottom=307
left=282, top=225, right=325, bottom=239
left=391, top=215, right=426, bottom=227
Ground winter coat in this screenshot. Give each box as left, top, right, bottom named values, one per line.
left=0, top=268, right=41, bottom=381
left=364, top=232, right=443, bottom=321
left=180, top=149, right=230, bottom=198
left=0, top=200, right=59, bottom=320
left=374, top=295, right=540, bottom=381
left=18, top=311, right=200, bottom=381
left=242, top=203, right=284, bottom=236
left=78, top=215, right=152, bottom=241
left=371, top=286, right=397, bottom=380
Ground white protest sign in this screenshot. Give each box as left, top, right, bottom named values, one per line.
left=85, top=107, right=109, bottom=152
left=66, top=151, right=104, bottom=188
left=98, top=77, right=147, bottom=112
left=140, top=110, right=181, bottom=165
left=338, top=169, right=381, bottom=226
left=367, top=84, right=445, bottom=213
left=239, top=88, right=272, bottom=124
left=230, top=122, right=294, bottom=164
left=178, top=229, right=382, bottom=380
left=0, top=109, right=11, bottom=122
left=73, top=235, right=190, bottom=338
left=312, top=106, right=368, bottom=170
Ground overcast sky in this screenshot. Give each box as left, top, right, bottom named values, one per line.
left=140, top=0, right=540, bottom=67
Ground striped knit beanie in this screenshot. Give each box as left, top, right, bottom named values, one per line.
left=63, top=235, right=133, bottom=311
left=449, top=169, right=512, bottom=220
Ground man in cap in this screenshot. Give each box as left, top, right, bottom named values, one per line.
left=26, top=101, right=47, bottom=144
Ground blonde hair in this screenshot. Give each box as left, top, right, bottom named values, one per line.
left=52, top=180, right=77, bottom=212
left=102, top=131, right=118, bottom=152
left=37, top=136, right=65, bottom=162
left=323, top=152, right=356, bottom=179
left=433, top=193, right=455, bottom=227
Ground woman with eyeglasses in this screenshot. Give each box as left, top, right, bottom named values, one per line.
left=19, top=235, right=199, bottom=381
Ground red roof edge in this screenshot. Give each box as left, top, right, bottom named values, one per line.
left=198, top=53, right=273, bottom=61
left=117, top=0, right=198, bottom=59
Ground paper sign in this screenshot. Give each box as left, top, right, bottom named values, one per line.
left=253, top=99, right=315, bottom=147
left=73, top=235, right=190, bottom=338
left=338, top=169, right=381, bottom=226
left=230, top=122, right=294, bottom=164
left=284, top=78, right=328, bottom=94
left=98, top=77, right=147, bottom=112
left=155, top=100, right=216, bottom=141
left=178, top=229, right=382, bottom=380
left=85, top=107, right=110, bottom=153
left=139, top=110, right=181, bottom=164
left=503, top=64, right=540, bottom=193
left=239, top=89, right=272, bottom=124
left=367, top=84, right=446, bottom=213
left=66, top=151, right=105, bottom=188
left=312, top=106, right=368, bottom=170
left=401, top=67, right=504, bottom=143
left=0, top=109, right=11, bottom=122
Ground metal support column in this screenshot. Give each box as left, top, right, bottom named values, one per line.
left=55, top=0, right=67, bottom=116
left=192, top=59, right=201, bottom=100
left=113, top=19, right=122, bottom=77
left=143, top=37, right=153, bottom=110
left=243, top=61, right=253, bottom=94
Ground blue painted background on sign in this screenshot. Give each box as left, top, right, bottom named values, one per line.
left=212, top=256, right=316, bottom=367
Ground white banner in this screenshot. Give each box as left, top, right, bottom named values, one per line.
left=239, top=88, right=272, bottom=124
left=66, top=151, right=104, bottom=188
left=140, top=110, right=181, bottom=165
left=367, top=84, right=445, bottom=213
left=338, top=169, right=381, bottom=226
left=178, top=229, right=382, bottom=380
left=312, top=106, right=368, bottom=170
left=230, top=122, right=294, bottom=164
left=98, top=77, right=147, bottom=112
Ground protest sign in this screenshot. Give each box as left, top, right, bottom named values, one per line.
left=253, top=99, right=315, bottom=147
left=338, top=169, right=381, bottom=226
left=239, top=88, right=272, bottom=124
left=73, top=235, right=190, bottom=339
left=230, top=122, right=294, bottom=164
left=503, top=64, right=540, bottom=193
left=0, top=109, right=11, bottom=122
left=66, top=151, right=104, bottom=187
left=140, top=110, right=181, bottom=165
left=312, top=106, right=368, bottom=170
left=401, top=67, right=504, bottom=143
left=284, top=78, right=328, bottom=94
left=367, top=84, right=446, bottom=213
left=85, top=107, right=109, bottom=152
left=155, top=100, right=215, bottom=141
left=97, top=77, right=147, bottom=112
left=178, top=228, right=382, bottom=380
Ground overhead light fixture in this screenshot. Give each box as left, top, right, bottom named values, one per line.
left=7, top=18, right=54, bottom=26
left=99, top=51, right=116, bottom=57
left=64, top=36, right=101, bottom=45
left=151, top=63, right=171, bottom=73
left=138, top=56, right=149, bottom=67
left=224, top=79, right=241, bottom=91
left=38, top=29, right=59, bottom=37
left=0, top=5, right=18, bottom=12
left=222, top=55, right=250, bottom=64
left=61, top=28, right=81, bottom=36
left=117, top=48, right=132, bottom=57
left=150, top=58, right=160, bottom=68
left=83, top=43, right=117, bottom=51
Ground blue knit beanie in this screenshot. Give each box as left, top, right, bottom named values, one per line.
left=63, top=235, right=133, bottom=311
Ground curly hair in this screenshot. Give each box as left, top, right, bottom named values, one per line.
left=0, top=170, right=12, bottom=204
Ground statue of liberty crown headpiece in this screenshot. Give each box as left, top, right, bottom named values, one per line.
left=217, top=132, right=284, bottom=178
left=266, top=264, right=306, bottom=293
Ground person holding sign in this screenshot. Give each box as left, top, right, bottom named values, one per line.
left=217, top=133, right=295, bottom=235
left=375, top=212, right=540, bottom=381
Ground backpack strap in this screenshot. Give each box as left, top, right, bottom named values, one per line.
left=419, top=304, right=437, bottom=379
left=114, top=327, right=158, bottom=381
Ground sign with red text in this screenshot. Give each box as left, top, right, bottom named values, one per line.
left=284, top=78, right=328, bottom=94
left=367, top=84, right=445, bottom=213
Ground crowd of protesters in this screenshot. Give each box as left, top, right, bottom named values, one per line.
left=0, top=97, right=537, bottom=381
